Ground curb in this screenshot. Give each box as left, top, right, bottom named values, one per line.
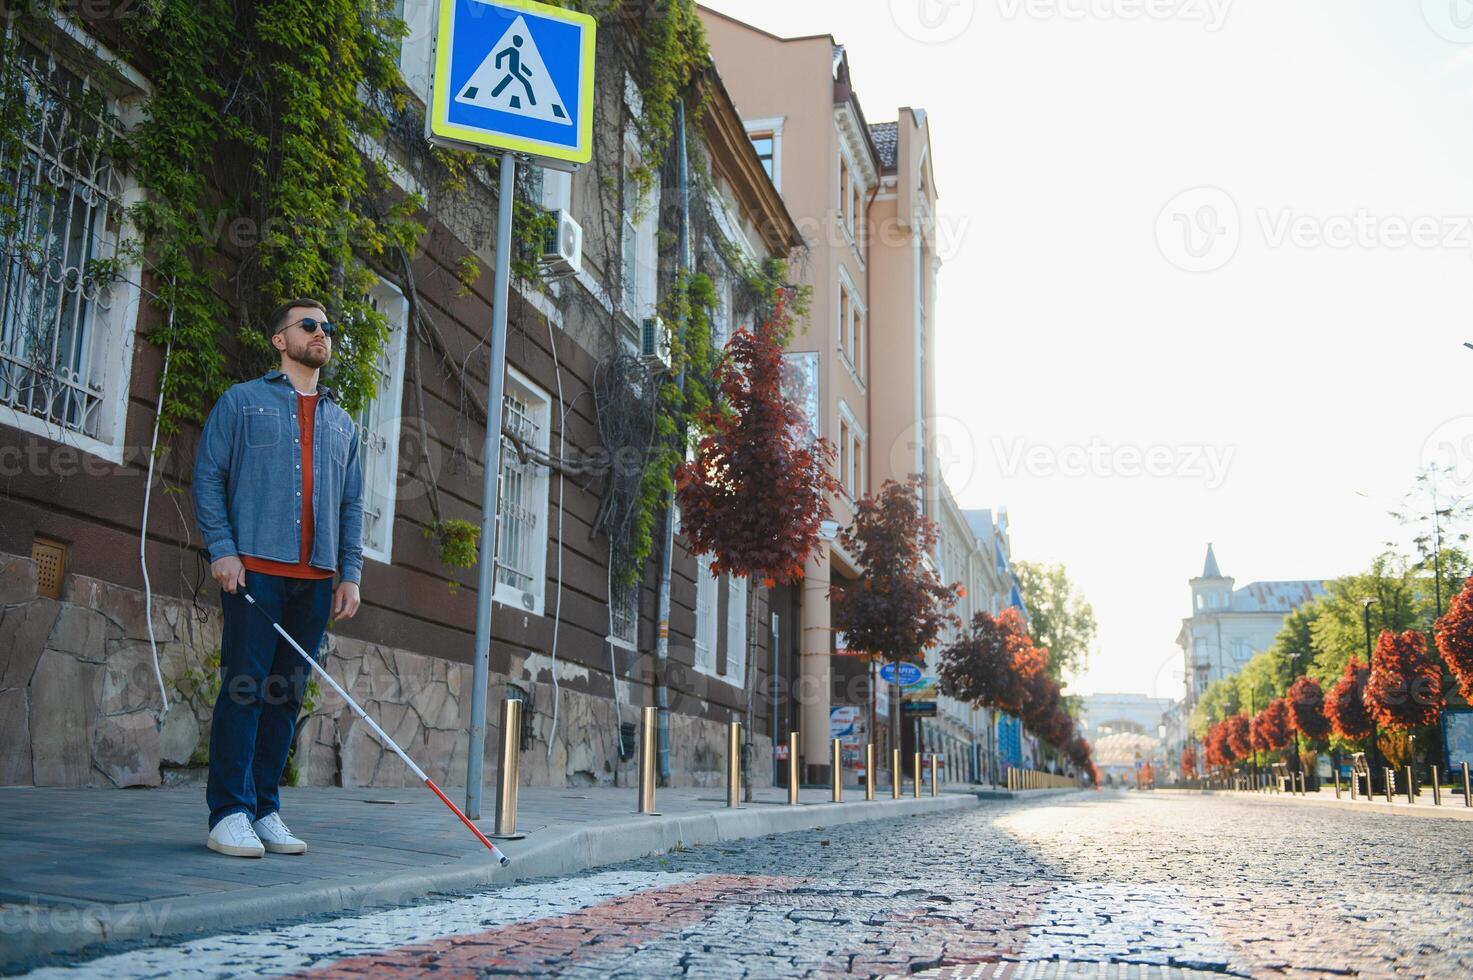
left=1158, top=787, right=1473, bottom=822
left=1, top=793, right=977, bottom=969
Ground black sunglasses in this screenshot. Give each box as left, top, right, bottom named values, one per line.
left=287, top=316, right=335, bottom=337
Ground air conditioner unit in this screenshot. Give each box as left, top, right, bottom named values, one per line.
left=538, top=209, right=582, bottom=278
left=639, top=316, right=671, bottom=373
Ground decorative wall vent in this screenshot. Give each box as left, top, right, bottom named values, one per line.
left=31, top=537, right=67, bottom=599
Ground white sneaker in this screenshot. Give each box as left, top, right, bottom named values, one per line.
left=253, top=812, right=307, bottom=855
left=208, top=812, right=265, bottom=858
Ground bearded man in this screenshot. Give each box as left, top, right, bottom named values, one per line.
left=192, top=298, right=364, bottom=858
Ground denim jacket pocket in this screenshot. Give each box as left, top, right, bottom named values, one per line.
left=244, top=405, right=281, bottom=448
left=328, top=419, right=353, bottom=466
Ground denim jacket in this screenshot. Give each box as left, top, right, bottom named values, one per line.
left=192, top=371, right=364, bottom=585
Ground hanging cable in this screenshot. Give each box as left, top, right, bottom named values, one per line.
left=544, top=313, right=567, bottom=759
left=140, top=288, right=176, bottom=712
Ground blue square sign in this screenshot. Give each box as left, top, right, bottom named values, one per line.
left=428, top=0, right=596, bottom=166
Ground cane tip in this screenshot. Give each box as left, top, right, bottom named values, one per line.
left=499, top=856, right=511, bottom=867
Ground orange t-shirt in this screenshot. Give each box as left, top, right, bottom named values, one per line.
left=242, top=392, right=335, bottom=580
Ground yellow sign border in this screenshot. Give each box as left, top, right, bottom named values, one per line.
left=429, top=0, right=596, bottom=165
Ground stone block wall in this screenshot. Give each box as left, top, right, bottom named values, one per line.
left=0, top=552, right=770, bottom=791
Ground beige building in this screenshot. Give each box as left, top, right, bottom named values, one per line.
left=701, top=8, right=942, bottom=782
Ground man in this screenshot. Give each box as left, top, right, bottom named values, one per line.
left=193, top=298, right=363, bottom=858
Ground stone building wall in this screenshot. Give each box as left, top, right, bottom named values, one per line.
left=0, top=552, right=770, bottom=791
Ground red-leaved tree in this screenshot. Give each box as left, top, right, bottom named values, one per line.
left=938, top=608, right=1042, bottom=713
left=1366, top=629, right=1445, bottom=732
left=1225, top=714, right=1252, bottom=761
left=1255, top=698, right=1293, bottom=751
left=676, top=294, right=840, bottom=583
left=1181, top=745, right=1197, bottom=780
left=1205, top=721, right=1232, bottom=770
left=1249, top=710, right=1271, bottom=754
left=830, top=476, right=961, bottom=664
left=1326, top=658, right=1373, bottom=741
left=1434, top=576, right=1473, bottom=703
left=1286, top=675, right=1331, bottom=742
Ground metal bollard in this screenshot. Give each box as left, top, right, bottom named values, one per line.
left=1334, top=769, right=1341, bottom=799
left=638, top=705, right=659, bottom=815
left=930, top=755, right=938, bottom=797
left=1350, top=770, right=1357, bottom=799
left=492, top=697, right=524, bottom=839
left=1432, top=766, right=1441, bottom=806
left=1385, top=767, right=1394, bottom=804
left=893, top=748, right=902, bottom=799
left=1404, top=765, right=1415, bottom=805
left=726, top=721, right=742, bottom=808
left=865, top=744, right=875, bottom=801
left=1464, top=761, right=1472, bottom=808
left=913, top=753, right=922, bottom=798
left=787, top=731, right=800, bottom=805
left=831, top=738, right=843, bottom=802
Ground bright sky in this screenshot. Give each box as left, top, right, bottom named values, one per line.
left=703, top=0, right=1473, bottom=699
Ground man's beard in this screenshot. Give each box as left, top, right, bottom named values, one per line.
left=286, top=338, right=330, bottom=370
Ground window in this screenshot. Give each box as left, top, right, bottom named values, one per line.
left=494, top=367, right=550, bottom=614
left=838, top=154, right=851, bottom=233
left=610, top=571, right=639, bottom=648
left=694, top=553, right=719, bottom=674
left=838, top=419, right=851, bottom=496
left=621, top=140, right=658, bottom=323
left=750, top=132, right=775, bottom=180
left=724, top=575, right=748, bottom=684
left=391, top=0, right=434, bottom=100
left=354, top=279, right=410, bottom=563
left=837, top=286, right=850, bottom=360
left=0, top=33, right=142, bottom=462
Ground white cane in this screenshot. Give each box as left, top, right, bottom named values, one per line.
left=243, top=592, right=510, bottom=866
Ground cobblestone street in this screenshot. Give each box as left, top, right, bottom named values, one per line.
left=17, top=791, right=1473, bottom=978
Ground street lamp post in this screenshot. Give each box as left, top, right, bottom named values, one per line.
left=1363, top=597, right=1384, bottom=793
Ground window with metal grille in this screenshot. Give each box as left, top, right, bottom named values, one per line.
left=353, top=280, right=409, bottom=563
left=494, top=368, right=550, bottom=614
left=610, top=572, right=638, bottom=648
left=0, top=33, right=139, bottom=459
left=693, top=553, right=718, bottom=675
left=724, top=574, right=748, bottom=685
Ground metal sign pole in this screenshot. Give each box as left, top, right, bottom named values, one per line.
left=466, top=150, right=517, bottom=819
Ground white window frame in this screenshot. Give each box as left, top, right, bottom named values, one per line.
left=835, top=268, right=865, bottom=386
left=743, top=116, right=784, bottom=192
left=838, top=401, right=865, bottom=499
left=354, top=279, right=410, bottom=564
left=0, top=21, right=148, bottom=465
left=724, top=575, right=749, bottom=684
left=694, top=553, right=719, bottom=675
left=392, top=0, right=435, bottom=103
left=494, top=366, right=550, bottom=615
left=621, top=132, right=659, bottom=327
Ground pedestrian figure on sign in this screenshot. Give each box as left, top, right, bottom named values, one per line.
left=491, top=35, right=536, bottom=109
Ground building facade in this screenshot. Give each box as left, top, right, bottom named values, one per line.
left=0, top=7, right=803, bottom=789
left=699, top=7, right=944, bottom=783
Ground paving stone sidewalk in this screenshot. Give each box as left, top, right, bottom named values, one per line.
left=0, top=781, right=986, bottom=967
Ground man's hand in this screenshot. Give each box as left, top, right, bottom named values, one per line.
left=333, top=581, right=361, bottom=620
left=211, top=555, right=246, bottom=594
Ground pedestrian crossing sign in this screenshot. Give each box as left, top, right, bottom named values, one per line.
left=428, top=0, right=596, bottom=167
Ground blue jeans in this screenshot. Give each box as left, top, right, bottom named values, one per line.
left=207, top=570, right=333, bottom=829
